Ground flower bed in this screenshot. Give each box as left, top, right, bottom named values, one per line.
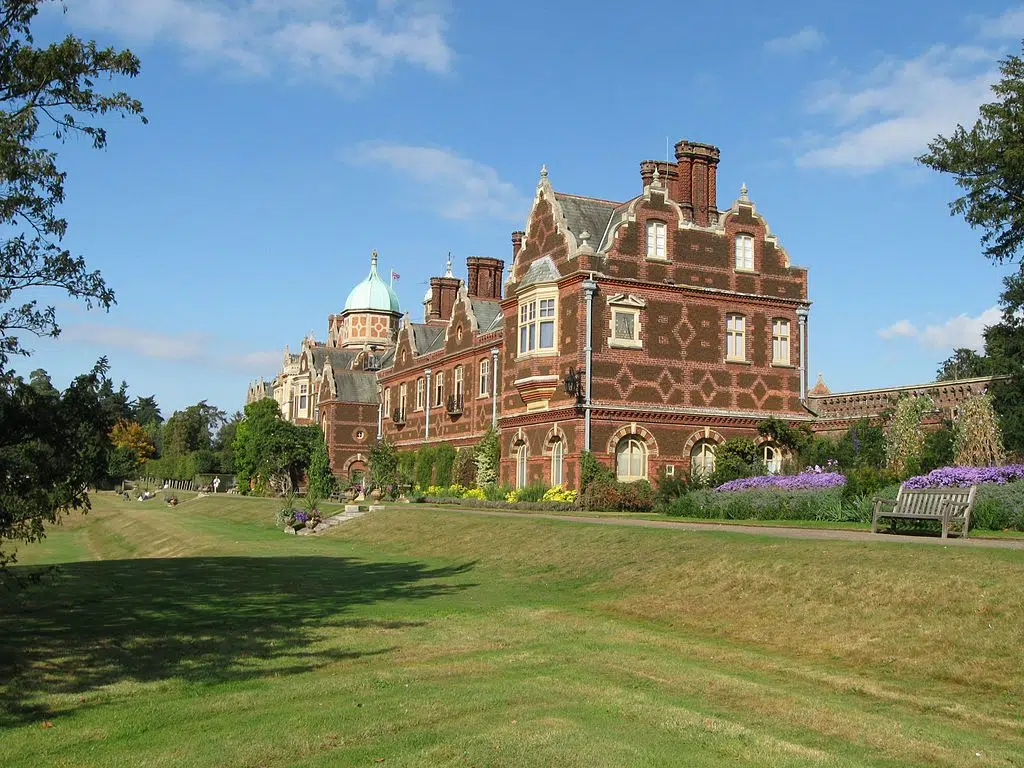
left=715, top=470, right=846, bottom=493
left=902, top=465, right=1024, bottom=489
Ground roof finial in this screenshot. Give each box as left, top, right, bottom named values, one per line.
left=580, top=230, right=591, bottom=246
left=740, top=182, right=749, bottom=202
left=652, top=166, right=661, bottom=187
left=540, top=164, right=548, bottom=180
left=370, top=249, right=379, bottom=270
left=444, top=252, right=453, bottom=277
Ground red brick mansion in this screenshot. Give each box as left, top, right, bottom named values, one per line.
left=247, top=139, right=992, bottom=487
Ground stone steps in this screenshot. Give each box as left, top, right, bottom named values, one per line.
left=285, top=508, right=378, bottom=536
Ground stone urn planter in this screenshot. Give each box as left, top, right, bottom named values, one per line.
left=369, top=488, right=383, bottom=502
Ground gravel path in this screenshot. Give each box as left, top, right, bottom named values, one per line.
left=443, top=508, right=1024, bottom=550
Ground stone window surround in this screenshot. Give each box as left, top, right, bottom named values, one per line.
left=606, top=293, right=646, bottom=350
left=516, top=284, right=558, bottom=360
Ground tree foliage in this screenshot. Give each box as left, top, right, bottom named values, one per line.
left=233, top=399, right=314, bottom=495
left=1, top=360, right=114, bottom=567
left=0, top=0, right=145, bottom=368
left=935, top=348, right=992, bottom=381
left=474, top=426, right=500, bottom=487
left=109, top=419, right=154, bottom=463
left=367, top=438, right=397, bottom=490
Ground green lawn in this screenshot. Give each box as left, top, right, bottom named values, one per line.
left=2, top=494, right=1023, bottom=767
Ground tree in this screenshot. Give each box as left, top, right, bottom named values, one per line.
left=109, top=419, right=154, bottom=464
left=233, top=399, right=314, bottom=494
left=935, top=348, right=992, bottom=381
left=0, top=1, right=145, bottom=369
left=474, top=426, right=500, bottom=487
left=131, top=395, right=162, bottom=427
left=1, top=361, right=115, bottom=567
left=367, top=439, right=397, bottom=491
left=162, top=401, right=225, bottom=457
left=918, top=47, right=1024, bottom=265
left=307, top=430, right=337, bottom=500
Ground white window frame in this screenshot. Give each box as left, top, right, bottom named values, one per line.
left=691, top=440, right=716, bottom=480
left=415, top=378, right=425, bottom=411
left=434, top=370, right=445, bottom=407
left=383, top=387, right=391, bottom=416
left=607, top=293, right=646, bottom=350
left=735, top=234, right=754, bottom=271
left=516, top=442, right=528, bottom=489
left=646, top=220, right=667, bottom=261
left=517, top=287, right=558, bottom=359
left=616, top=437, right=648, bottom=482
left=551, top=440, right=564, bottom=487
left=298, top=383, right=308, bottom=414
left=454, top=366, right=464, bottom=404
left=726, top=314, right=746, bottom=362
left=772, top=318, right=791, bottom=365
left=478, top=358, right=490, bottom=398
left=763, top=443, right=783, bottom=474
left=399, top=383, right=407, bottom=415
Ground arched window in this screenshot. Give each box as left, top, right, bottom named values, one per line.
left=691, top=440, right=716, bottom=480
left=763, top=442, right=783, bottom=474
left=550, top=439, right=564, bottom=487
left=616, top=436, right=648, bottom=481
left=516, top=442, right=528, bottom=489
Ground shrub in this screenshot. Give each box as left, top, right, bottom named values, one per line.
left=414, top=445, right=436, bottom=489
left=617, top=480, right=655, bottom=512
left=307, top=432, right=337, bottom=500
left=654, top=467, right=690, bottom=505
left=716, top=467, right=845, bottom=492
left=434, top=443, right=456, bottom=487
left=920, top=425, right=955, bottom=474
left=580, top=450, right=613, bottom=492
left=665, top=486, right=854, bottom=521
left=580, top=477, right=621, bottom=511
left=972, top=482, right=1024, bottom=530
left=463, top=487, right=486, bottom=500
left=708, top=438, right=762, bottom=487
left=453, top=448, right=477, bottom=488
left=841, top=465, right=898, bottom=503
left=483, top=483, right=513, bottom=502
left=474, top=427, right=500, bottom=487
left=902, top=464, right=1024, bottom=488
left=507, top=482, right=548, bottom=503
left=397, top=450, right=417, bottom=486
left=542, top=485, right=578, bottom=504
left=368, top=438, right=398, bottom=490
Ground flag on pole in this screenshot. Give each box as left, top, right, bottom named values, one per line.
left=391, top=269, right=400, bottom=282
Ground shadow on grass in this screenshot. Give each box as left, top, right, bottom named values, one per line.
left=0, top=555, right=475, bottom=726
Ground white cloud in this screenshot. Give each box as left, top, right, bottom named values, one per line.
left=976, top=7, right=1024, bottom=39
left=798, top=44, right=998, bottom=170
left=764, top=26, right=825, bottom=55
left=878, top=319, right=919, bottom=340
left=61, top=323, right=280, bottom=373
left=60, top=0, right=452, bottom=82
left=346, top=142, right=530, bottom=221
left=877, top=306, right=1000, bottom=351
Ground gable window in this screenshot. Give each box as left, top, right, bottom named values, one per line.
left=772, top=319, right=791, bottom=365
left=691, top=440, right=716, bottom=480
left=518, top=290, right=557, bottom=357
left=735, top=234, right=754, bottom=271
left=399, top=383, right=407, bottom=416
left=726, top=314, right=746, bottom=361
left=647, top=221, right=667, bottom=260
left=415, top=378, right=425, bottom=410
left=479, top=359, right=490, bottom=397
left=616, top=436, right=648, bottom=482
left=434, top=370, right=445, bottom=407
left=607, top=293, right=646, bottom=350
left=550, top=439, right=564, bottom=487
left=298, top=383, right=308, bottom=413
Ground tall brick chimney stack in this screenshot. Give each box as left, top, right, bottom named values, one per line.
left=428, top=255, right=461, bottom=323
left=466, top=256, right=504, bottom=300
left=640, top=160, right=680, bottom=199
left=674, top=140, right=721, bottom=227
left=511, top=231, right=525, bottom=262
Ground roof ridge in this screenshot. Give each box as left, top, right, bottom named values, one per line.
left=554, top=191, right=623, bottom=206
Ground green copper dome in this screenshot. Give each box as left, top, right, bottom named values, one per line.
left=344, top=250, right=401, bottom=313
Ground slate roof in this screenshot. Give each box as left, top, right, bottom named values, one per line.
left=518, top=255, right=560, bottom=288
left=554, top=193, right=620, bottom=247
left=410, top=323, right=446, bottom=355
left=324, top=348, right=358, bottom=371
left=470, top=298, right=503, bottom=334
left=333, top=370, right=378, bottom=404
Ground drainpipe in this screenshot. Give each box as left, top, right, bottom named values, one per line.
left=796, top=307, right=809, bottom=401
left=376, top=383, right=383, bottom=440
left=582, top=275, right=598, bottom=451
left=424, top=368, right=432, bottom=440
left=490, top=347, right=499, bottom=428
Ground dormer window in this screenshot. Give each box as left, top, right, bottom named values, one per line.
left=647, top=221, right=667, bottom=260
left=735, top=234, right=754, bottom=271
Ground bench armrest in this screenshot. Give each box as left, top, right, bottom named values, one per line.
left=872, top=497, right=898, bottom=514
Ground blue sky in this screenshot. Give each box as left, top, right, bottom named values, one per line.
left=13, top=0, right=1024, bottom=417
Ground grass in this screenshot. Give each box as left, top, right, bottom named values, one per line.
left=2, top=493, right=1023, bottom=766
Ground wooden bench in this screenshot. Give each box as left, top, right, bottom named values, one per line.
left=871, top=486, right=977, bottom=539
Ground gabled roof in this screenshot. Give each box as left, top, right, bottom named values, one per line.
left=333, top=370, right=378, bottom=404
left=410, top=323, right=446, bottom=355
left=470, top=298, right=503, bottom=334
left=325, top=348, right=358, bottom=371
left=554, top=193, right=620, bottom=246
